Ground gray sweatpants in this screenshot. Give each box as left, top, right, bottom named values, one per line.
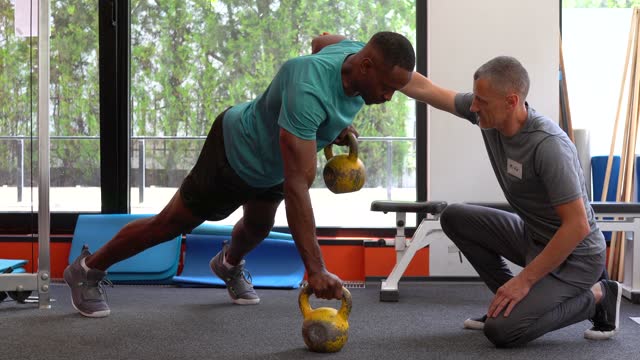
left=440, top=203, right=605, bottom=347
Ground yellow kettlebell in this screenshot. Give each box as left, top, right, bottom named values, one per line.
left=298, top=285, right=352, bottom=353
left=323, top=133, right=366, bottom=194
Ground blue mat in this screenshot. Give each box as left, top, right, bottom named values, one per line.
left=0, top=259, right=27, bottom=274
left=173, top=234, right=304, bottom=289
left=69, top=214, right=182, bottom=284
left=191, top=222, right=294, bottom=240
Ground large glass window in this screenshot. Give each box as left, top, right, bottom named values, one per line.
left=130, top=0, right=417, bottom=227
left=562, top=2, right=639, bottom=157
left=49, top=1, right=100, bottom=212
left=562, top=0, right=639, bottom=200
left=0, top=0, right=100, bottom=213
left=0, top=0, right=37, bottom=213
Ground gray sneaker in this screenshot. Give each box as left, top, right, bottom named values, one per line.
left=63, top=245, right=111, bottom=317
left=210, top=243, right=260, bottom=305
left=584, top=280, right=622, bottom=340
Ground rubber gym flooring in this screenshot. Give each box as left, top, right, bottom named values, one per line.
left=1, top=281, right=639, bottom=360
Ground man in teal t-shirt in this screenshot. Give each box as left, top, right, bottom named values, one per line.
left=64, top=31, right=415, bottom=317
left=222, top=39, right=368, bottom=188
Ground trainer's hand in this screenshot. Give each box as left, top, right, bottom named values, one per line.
left=333, top=125, right=359, bottom=146
left=487, top=275, right=531, bottom=318
left=307, top=270, right=343, bottom=300
left=311, top=32, right=332, bottom=54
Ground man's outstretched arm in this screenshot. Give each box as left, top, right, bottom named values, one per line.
left=279, top=128, right=343, bottom=300
left=401, top=72, right=459, bottom=115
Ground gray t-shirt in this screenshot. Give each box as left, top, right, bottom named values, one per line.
left=454, top=93, right=605, bottom=256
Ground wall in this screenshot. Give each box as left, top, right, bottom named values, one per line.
left=427, top=0, right=560, bottom=203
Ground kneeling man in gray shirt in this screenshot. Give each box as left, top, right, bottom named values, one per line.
left=401, top=56, right=621, bottom=347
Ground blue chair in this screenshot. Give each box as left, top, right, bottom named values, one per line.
left=591, top=156, right=620, bottom=242
left=591, top=155, right=620, bottom=203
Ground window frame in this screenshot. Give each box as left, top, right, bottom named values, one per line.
left=0, top=0, right=428, bottom=238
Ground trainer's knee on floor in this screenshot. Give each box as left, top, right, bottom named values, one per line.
left=483, top=317, right=525, bottom=348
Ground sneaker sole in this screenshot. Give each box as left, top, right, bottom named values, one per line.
left=584, top=328, right=617, bottom=340
left=232, top=297, right=260, bottom=305
left=613, top=281, right=622, bottom=330
left=584, top=281, right=622, bottom=340
left=63, top=268, right=111, bottom=318
left=226, top=288, right=260, bottom=305
left=463, top=318, right=485, bottom=330
left=211, top=257, right=261, bottom=305
left=70, top=301, right=111, bottom=318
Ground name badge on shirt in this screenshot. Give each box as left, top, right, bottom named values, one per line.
left=507, top=158, right=523, bottom=179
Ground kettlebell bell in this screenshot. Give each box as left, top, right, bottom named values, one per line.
left=298, top=285, right=352, bottom=353
left=323, top=133, right=366, bottom=194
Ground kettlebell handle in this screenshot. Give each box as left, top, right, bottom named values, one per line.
left=298, top=284, right=352, bottom=321
left=323, top=133, right=359, bottom=162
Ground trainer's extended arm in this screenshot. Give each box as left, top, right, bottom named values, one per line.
left=401, top=72, right=459, bottom=115
left=311, top=33, right=346, bottom=54
left=279, top=128, right=343, bottom=299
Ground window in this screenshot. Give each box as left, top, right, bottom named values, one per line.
left=562, top=0, right=639, bottom=201
left=562, top=1, right=638, bottom=157
left=129, top=0, right=418, bottom=227
left=0, top=0, right=100, bottom=213
left=0, top=1, right=37, bottom=213
left=49, top=1, right=100, bottom=212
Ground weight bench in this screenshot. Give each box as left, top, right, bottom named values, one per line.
left=591, top=202, right=640, bottom=303
left=0, top=259, right=32, bottom=303
left=372, top=200, right=640, bottom=304
left=370, top=200, right=448, bottom=302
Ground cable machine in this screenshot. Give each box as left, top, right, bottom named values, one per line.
left=0, top=0, right=51, bottom=309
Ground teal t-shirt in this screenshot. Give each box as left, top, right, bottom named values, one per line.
left=222, top=40, right=366, bottom=187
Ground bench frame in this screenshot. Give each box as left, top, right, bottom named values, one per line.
left=371, top=200, right=447, bottom=302
left=593, top=211, right=640, bottom=304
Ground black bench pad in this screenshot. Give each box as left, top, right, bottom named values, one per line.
left=370, top=201, right=448, bottom=215
left=591, top=202, right=640, bottom=214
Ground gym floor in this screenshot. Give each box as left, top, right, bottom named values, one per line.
left=2, top=281, right=639, bottom=360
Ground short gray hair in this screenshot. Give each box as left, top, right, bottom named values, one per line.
left=473, top=56, right=530, bottom=99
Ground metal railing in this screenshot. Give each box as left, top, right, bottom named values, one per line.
left=0, top=135, right=416, bottom=202
left=0, top=135, right=100, bottom=202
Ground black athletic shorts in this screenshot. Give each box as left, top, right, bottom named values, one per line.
left=179, top=109, right=285, bottom=220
